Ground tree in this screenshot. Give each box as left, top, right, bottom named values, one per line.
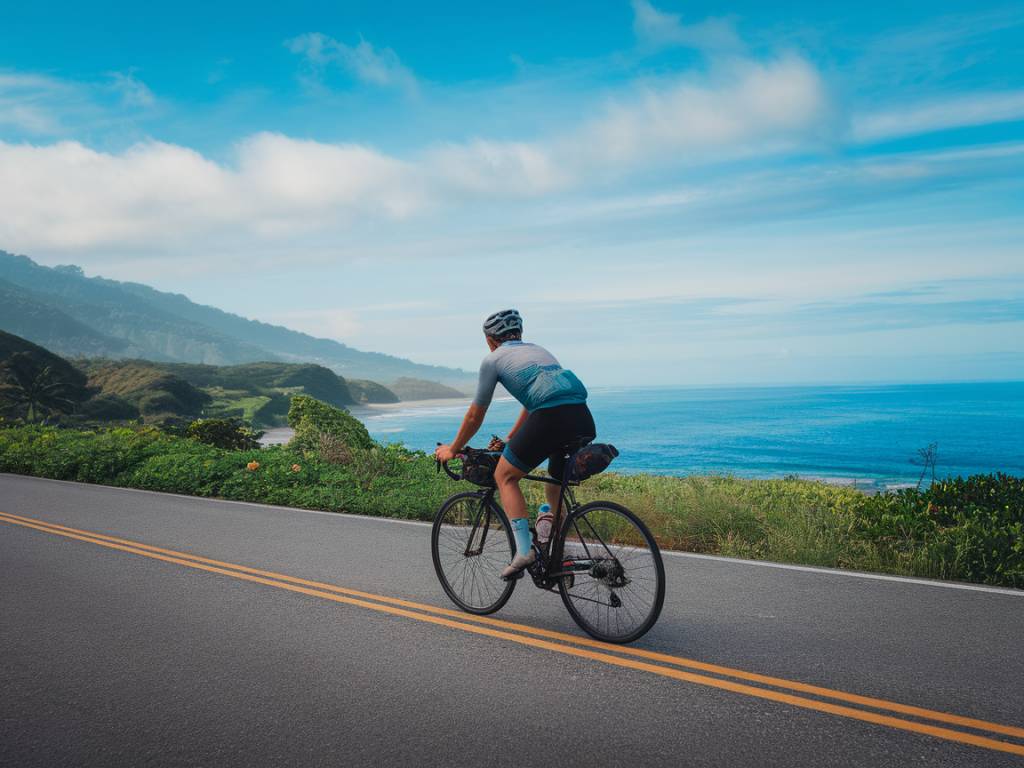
left=0, top=353, right=79, bottom=422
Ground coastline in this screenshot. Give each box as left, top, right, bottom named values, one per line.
left=254, top=383, right=1023, bottom=492
left=258, top=394, right=906, bottom=493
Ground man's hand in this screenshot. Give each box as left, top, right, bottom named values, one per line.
left=435, top=444, right=458, bottom=463
left=487, top=435, right=506, bottom=452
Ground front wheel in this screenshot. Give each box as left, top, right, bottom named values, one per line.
left=556, top=501, right=665, bottom=643
left=431, top=491, right=517, bottom=615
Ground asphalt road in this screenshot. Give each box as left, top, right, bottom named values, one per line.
left=2, top=472, right=1022, bottom=767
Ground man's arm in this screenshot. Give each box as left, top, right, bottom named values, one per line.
left=435, top=355, right=496, bottom=462
left=450, top=403, right=487, bottom=452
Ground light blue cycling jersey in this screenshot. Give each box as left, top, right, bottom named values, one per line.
left=473, top=340, right=588, bottom=413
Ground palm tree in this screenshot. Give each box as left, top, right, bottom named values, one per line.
left=0, top=353, right=78, bottom=422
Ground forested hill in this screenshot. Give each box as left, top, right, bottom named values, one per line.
left=0, top=251, right=473, bottom=387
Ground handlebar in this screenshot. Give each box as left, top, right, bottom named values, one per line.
left=435, top=443, right=465, bottom=481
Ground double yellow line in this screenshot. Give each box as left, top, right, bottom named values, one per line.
left=2, top=509, right=1023, bottom=757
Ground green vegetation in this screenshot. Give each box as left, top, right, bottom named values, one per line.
left=79, top=358, right=357, bottom=426
left=288, top=394, right=373, bottom=452
left=83, top=360, right=212, bottom=421
left=0, top=330, right=94, bottom=421
left=1, top=396, right=1019, bottom=588
left=186, top=418, right=263, bottom=450
left=347, top=379, right=400, bottom=404
left=1, top=329, right=413, bottom=428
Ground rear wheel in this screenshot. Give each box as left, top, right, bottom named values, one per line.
left=556, top=501, right=665, bottom=643
left=431, top=491, right=517, bottom=615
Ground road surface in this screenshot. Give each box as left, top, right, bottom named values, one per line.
left=1, top=473, right=1022, bottom=767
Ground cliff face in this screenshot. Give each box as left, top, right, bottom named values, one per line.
left=0, top=251, right=474, bottom=386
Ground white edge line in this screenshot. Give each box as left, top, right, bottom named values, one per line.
left=2, top=473, right=1021, bottom=597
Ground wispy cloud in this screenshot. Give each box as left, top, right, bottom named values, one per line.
left=108, top=70, right=155, bottom=107
left=0, top=69, right=157, bottom=139
left=286, top=33, right=417, bottom=95
left=0, top=72, right=78, bottom=135
left=849, top=8, right=1024, bottom=89
left=851, top=90, right=1024, bottom=143
left=630, top=0, right=741, bottom=53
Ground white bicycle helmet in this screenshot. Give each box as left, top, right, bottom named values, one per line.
left=482, top=309, right=523, bottom=337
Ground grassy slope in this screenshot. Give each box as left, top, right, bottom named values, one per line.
left=79, top=358, right=357, bottom=425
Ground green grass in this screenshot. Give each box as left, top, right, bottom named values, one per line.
left=205, top=393, right=272, bottom=421
left=1, top=399, right=1020, bottom=589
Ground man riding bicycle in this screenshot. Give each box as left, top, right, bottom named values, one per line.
left=434, top=309, right=596, bottom=580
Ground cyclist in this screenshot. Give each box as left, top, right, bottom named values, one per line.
left=435, top=309, right=595, bottom=579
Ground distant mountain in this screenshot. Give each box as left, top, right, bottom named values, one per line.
left=347, top=379, right=400, bottom=404
left=0, top=278, right=130, bottom=358
left=388, top=377, right=467, bottom=401
left=0, top=251, right=474, bottom=386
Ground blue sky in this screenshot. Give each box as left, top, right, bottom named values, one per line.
left=1, top=1, right=1022, bottom=385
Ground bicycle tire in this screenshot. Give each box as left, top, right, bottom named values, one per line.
left=431, top=491, right=517, bottom=615
left=556, top=500, right=665, bottom=643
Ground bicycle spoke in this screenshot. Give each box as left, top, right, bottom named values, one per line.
left=558, top=503, right=664, bottom=643
left=432, top=494, right=516, bottom=614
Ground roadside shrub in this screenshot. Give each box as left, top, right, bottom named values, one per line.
left=186, top=418, right=263, bottom=450
left=851, top=474, right=1023, bottom=586
left=287, top=395, right=372, bottom=452
left=0, top=425, right=165, bottom=483
left=124, top=440, right=233, bottom=495
left=317, top=431, right=352, bottom=465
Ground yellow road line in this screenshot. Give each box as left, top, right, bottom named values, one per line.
left=2, top=510, right=1023, bottom=757
left=2, top=509, right=1020, bottom=741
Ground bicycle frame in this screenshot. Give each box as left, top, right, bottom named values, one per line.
left=436, top=449, right=617, bottom=586
left=462, top=472, right=613, bottom=589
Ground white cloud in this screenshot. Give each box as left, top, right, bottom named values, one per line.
left=851, top=90, right=1024, bottom=143
left=631, top=0, right=742, bottom=53
left=0, top=48, right=835, bottom=251
left=426, top=139, right=568, bottom=197
left=286, top=33, right=417, bottom=94
left=0, top=134, right=423, bottom=249
left=571, top=55, right=831, bottom=170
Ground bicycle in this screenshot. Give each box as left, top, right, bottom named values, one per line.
left=431, top=440, right=665, bottom=643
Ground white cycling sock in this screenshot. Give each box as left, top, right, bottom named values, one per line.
left=510, top=518, right=533, bottom=557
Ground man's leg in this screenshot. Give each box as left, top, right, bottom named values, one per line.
left=495, top=457, right=535, bottom=576
left=494, top=456, right=527, bottom=519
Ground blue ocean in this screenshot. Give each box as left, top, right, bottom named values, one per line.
left=358, top=382, right=1024, bottom=490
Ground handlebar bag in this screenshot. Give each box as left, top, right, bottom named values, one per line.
left=461, top=448, right=500, bottom=487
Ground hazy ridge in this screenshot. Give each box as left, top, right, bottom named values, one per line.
left=0, top=251, right=473, bottom=387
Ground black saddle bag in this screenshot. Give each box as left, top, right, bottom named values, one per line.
left=569, top=443, right=619, bottom=482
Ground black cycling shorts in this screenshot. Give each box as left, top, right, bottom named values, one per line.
left=502, top=403, right=596, bottom=479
